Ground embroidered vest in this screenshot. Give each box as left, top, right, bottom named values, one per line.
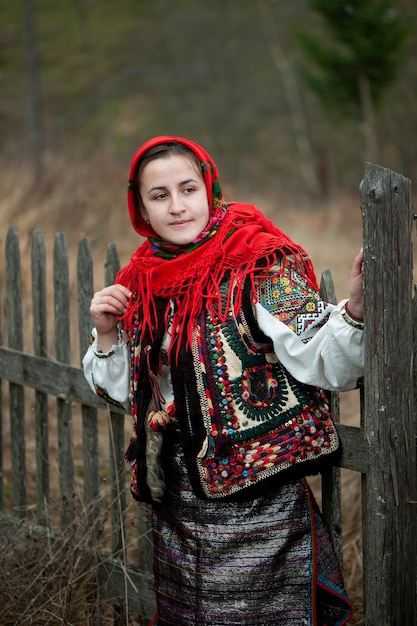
left=127, top=277, right=339, bottom=503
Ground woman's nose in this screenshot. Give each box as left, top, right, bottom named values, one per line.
left=169, top=194, right=184, bottom=214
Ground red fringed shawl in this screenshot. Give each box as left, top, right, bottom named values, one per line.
left=116, top=135, right=318, bottom=354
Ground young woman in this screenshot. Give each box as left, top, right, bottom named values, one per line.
left=83, top=135, right=364, bottom=625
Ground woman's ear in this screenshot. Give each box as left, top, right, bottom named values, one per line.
left=138, top=201, right=150, bottom=225
left=134, top=180, right=149, bottom=224
left=140, top=208, right=150, bottom=225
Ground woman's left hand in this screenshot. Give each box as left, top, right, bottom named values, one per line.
left=347, top=248, right=364, bottom=320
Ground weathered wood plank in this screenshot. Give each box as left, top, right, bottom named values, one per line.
left=54, top=232, right=75, bottom=526
left=77, top=238, right=100, bottom=529
left=336, top=423, right=367, bottom=473
left=6, top=226, right=27, bottom=518
left=0, top=345, right=121, bottom=409
left=413, top=284, right=417, bottom=446
left=319, top=268, right=343, bottom=563
left=104, top=243, right=132, bottom=626
left=77, top=237, right=95, bottom=361
left=0, top=253, right=3, bottom=512
left=32, top=229, right=50, bottom=525
left=103, top=244, right=128, bottom=563
left=137, top=505, right=154, bottom=586
left=108, top=411, right=127, bottom=558
left=360, top=163, right=417, bottom=625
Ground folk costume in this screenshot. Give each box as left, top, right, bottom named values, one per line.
left=83, top=136, right=364, bottom=625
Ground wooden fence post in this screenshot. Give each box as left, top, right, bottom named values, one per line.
left=104, top=243, right=132, bottom=625
left=32, top=230, right=49, bottom=526
left=77, top=238, right=101, bottom=534
left=54, top=232, right=75, bottom=527
left=360, top=163, right=417, bottom=624
left=0, top=246, right=3, bottom=512
left=320, top=269, right=343, bottom=564
left=6, top=227, right=26, bottom=518
left=103, top=242, right=127, bottom=562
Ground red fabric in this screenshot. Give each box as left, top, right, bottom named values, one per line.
left=116, top=135, right=318, bottom=353
left=127, top=135, right=223, bottom=237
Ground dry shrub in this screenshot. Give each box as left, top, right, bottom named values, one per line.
left=0, top=495, right=150, bottom=626
left=0, top=529, right=100, bottom=625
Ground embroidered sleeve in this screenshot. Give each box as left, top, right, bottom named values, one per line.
left=82, top=327, right=130, bottom=410
left=255, top=257, right=330, bottom=341
left=253, top=257, right=364, bottom=391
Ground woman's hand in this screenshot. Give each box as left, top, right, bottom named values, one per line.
left=90, top=284, right=132, bottom=351
left=347, top=248, right=364, bottom=321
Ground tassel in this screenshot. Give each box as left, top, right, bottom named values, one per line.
left=145, top=416, right=167, bottom=501
left=145, top=407, right=175, bottom=501
left=148, top=409, right=172, bottom=432
left=124, top=436, right=138, bottom=463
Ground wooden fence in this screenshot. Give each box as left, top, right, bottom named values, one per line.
left=0, top=162, right=416, bottom=625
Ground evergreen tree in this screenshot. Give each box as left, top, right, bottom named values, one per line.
left=297, top=0, right=411, bottom=161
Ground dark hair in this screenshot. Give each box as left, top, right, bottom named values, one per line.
left=133, top=142, right=202, bottom=206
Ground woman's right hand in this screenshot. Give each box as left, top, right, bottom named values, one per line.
left=90, top=284, right=132, bottom=351
left=347, top=249, right=364, bottom=321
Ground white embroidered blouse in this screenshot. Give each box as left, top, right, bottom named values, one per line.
left=83, top=259, right=364, bottom=407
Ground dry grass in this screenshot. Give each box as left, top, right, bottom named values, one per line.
left=0, top=493, right=151, bottom=625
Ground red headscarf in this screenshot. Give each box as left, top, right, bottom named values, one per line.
left=116, top=135, right=318, bottom=352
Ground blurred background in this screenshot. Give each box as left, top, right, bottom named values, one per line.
left=0, top=3, right=416, bottom=621
left=1, top=0, right=416, bottom=270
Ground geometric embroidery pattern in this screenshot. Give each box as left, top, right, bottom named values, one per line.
left=255, top=257, right=330, bottom=339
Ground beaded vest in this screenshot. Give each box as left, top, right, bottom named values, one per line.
left=126, top=275, right=339, bottom=503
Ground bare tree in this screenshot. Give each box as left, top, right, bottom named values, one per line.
left=22, top=0, right=43, bottom=176
left=258, top=0, right=320, bottom=197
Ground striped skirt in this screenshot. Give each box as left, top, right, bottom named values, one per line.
left=151, top=441, right=352, bottom=625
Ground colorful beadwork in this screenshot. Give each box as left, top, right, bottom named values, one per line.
left=194, top=304, right=338, bottom=498
left=201, top=397, right=336, bottom=496
left=256, top=258, right=330, bottom=337
left=124, top=260, right=340, bottom=502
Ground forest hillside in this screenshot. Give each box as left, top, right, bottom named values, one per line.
left=1, top=1, right=416, bottom=271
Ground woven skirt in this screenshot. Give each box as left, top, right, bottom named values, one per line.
left=151, top=441, right=352, bottom=625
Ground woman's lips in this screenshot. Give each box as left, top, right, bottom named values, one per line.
left=170, top=220, right=191, bottom=227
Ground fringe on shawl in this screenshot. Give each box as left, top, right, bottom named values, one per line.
left=115, top=205, right=318, bottom=360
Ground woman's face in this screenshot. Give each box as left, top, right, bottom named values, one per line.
left=139, top=154, right=210, bottom=245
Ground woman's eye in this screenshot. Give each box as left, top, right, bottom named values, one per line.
left=184, top=187, right=195, bottom=194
